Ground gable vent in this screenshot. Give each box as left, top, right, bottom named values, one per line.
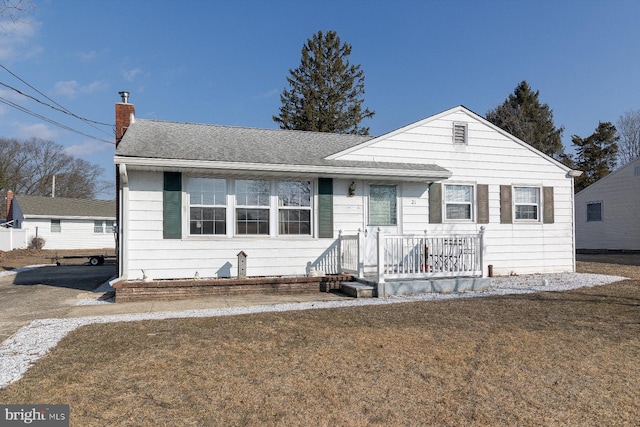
left=453, top=123, right=467, bottom=144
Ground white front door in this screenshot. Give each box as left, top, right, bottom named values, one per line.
left=365, top=184, right=399, bottom=268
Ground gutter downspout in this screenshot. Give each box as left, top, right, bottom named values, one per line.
left=118, top=163, right=129, bottom=280
left=568, top=170, right=582, bottom=273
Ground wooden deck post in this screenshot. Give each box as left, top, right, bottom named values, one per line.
left=376, top=227, right=386, bottom=297
left=357, top=228, right=365, bottom=279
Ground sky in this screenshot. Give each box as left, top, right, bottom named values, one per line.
left=1, top=0, right=639, bottom=199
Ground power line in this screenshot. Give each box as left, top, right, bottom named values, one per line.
left=0, top=63, right=115, bottom=142
left=0, top=96, right=114, bottom=145
left=0, top=80, right=112, bottom=127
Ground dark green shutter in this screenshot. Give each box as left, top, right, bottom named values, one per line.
left=543, top=186, right=554, bottom=224
left=163, top=172, right=182, bottom=239
left=317, top=178, right=333, bottom=238
left=500, top=185, right=512, bottom=224
left=429, top=183, right=442, bottom=224
left=477, top=184, right=489, bottom=224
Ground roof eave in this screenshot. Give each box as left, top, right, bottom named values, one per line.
left=115, top=156, right=452, bottom=181
left=23, top=215, right=116, bottom=220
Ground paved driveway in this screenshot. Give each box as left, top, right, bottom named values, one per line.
left=0, top=263, right=116, bottom=341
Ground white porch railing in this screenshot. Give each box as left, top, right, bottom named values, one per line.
left=338, top=229, right=365, bottom=278
left=340, top=227, right=485, bottom=285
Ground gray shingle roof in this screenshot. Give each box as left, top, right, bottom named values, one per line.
left=15, top=195, right=115, bottom=219
left=115, top=120, right=449, bottom=175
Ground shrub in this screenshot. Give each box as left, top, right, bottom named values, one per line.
left=29, top=236, right=46, bottom=250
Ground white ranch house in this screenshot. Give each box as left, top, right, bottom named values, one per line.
left=114, top=97, right=581, bottom=294
left=2, top=191, right=116, bottom=251
left=575, top=156, right=640, bottom=251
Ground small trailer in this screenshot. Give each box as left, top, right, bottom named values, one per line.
left=53, top=254, right=116, bottom=266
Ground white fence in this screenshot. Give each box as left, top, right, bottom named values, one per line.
left=0, top=228, right=28, bottom=251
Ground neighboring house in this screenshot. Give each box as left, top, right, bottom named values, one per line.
left=575, top=157, right=640, bottom=251
left=114, top=95, right=581, bottom=284
left=3, top=190, right=116, bottom=250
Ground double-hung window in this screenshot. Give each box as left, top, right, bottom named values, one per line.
left=514, top=187, right=540, bottom=221
left=51, top=219, right=61, bottom=233
left=94, top=220, right=116, bottom=233
left=188, top=177, right=227, bottom=235
left=444, top=184, right=473, bottom=220
left=236, top=179, right=270, bottom=235
left=278, top=181, right=311, bottom=235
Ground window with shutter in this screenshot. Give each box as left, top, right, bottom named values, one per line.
left=543, top=186, right=554, bottom=224
left=429, top=183, right=442, bottom=224
left=499, top=185, right=512, bottom=224
left=317, top=178, right=333, bottom=238
left=163, top=172, right=182, bottom=239
left=476, top=184, right=489, bottom=224
left=444, top=184, right=473, bottom=221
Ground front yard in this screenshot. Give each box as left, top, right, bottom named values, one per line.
left=0, top=254, right=638, bottom=426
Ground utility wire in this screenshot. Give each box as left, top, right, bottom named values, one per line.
left=0, top=80, right=112, bottom=127
left=0, top=63, right=115, bottom=141
left=0, top=96, right=114, bottom=145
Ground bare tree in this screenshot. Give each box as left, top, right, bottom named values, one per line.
left=0, top=0, right=32, bottom=29
left=0, top=137, right=110, bottom=198
left=616, top=110, right=640, bottom=165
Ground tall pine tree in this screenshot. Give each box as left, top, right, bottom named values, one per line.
left=486, top=81, right=570, bottom=165
left=572, top=122, right=619, bottom=192
left=273, top=30, right=375, bottom=135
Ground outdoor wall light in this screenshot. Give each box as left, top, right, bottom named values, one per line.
left=348, top=181, right=356, bottom=197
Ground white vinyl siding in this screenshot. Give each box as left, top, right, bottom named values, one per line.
left=333, top=107, right=576, bottom=275
left=119, top=107, right=578, bottom=279
left=575, top=157, right=640, bottom=250
left=17, top=218, right=116, bottom=249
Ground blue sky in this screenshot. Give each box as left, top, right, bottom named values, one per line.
left=1, top=0, right=639, bottom=198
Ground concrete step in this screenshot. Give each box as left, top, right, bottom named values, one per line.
left=341, top=282, right=376, bottom=298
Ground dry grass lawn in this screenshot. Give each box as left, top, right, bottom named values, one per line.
left=0, top=253, right=639, bottom=426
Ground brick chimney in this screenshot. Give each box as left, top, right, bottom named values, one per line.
left=5, top=190, right=13, bottom=223
left=116, top=91, right=135, bottom=146
left=115, top=92, right=134, bottom=271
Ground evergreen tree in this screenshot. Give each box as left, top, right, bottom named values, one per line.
left=273, top=30, right=375, bottom=135
left=572, top=122, right=619, bottom=192
left=486, top=81, right=570, bottom=165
